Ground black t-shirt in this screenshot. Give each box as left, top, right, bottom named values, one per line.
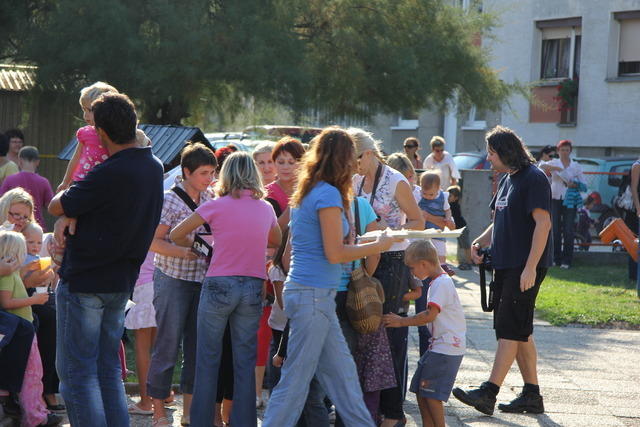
left=59, top=147, right=164, bottom=293
left=450, top=201, right=467, bottom=228
left=490, top=164, right=552, bottom=270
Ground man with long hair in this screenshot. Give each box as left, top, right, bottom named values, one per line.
left=452, top=126, right=552, bottom=416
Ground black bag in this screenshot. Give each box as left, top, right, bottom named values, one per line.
left=171, top=186, right=213, bottom=258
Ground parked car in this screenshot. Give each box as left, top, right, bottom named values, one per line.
left=452, top=152, right=491, bottom=170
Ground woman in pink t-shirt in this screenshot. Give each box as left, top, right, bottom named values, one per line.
left=265, top=137, right=306, bottom=228
left=170, top=152, right=282, bottom=426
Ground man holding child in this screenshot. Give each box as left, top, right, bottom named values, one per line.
left=48, top=92, right=164, bottom=425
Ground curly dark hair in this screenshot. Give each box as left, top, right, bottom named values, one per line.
left=485, top=126, right=534, bottom=171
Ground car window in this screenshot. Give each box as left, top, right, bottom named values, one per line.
left=453, top=154, right=482, bottom=170
left=608, top=163, right=633, bottom=187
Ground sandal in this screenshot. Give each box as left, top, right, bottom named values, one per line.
left=128, top=402, right=153, bottom=415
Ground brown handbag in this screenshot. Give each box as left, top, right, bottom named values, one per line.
left=346, top=197, right=385, bottom=335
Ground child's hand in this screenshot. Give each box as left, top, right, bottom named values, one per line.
left=31, top=292, right=50, bottom=305
left=272, top=354, right=284, bottom=368
left=56, top=182, right=69, bottom=193
left=445, top=219, right=456, bottom=230
left=0, top=256, right=20, bottom=274
left=383, top=313, right=404, bottom=328
left=23, top=266, right=53, bottom=288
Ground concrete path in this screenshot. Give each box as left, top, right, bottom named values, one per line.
left=38, top=267, right=640, bottom=426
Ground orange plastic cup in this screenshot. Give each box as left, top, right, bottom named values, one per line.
left=39, top=256, right=52, bottom=270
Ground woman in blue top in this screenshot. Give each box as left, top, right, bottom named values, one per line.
left=263, top=128, right=399, bottom=427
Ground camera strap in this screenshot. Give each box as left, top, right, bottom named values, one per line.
left=479, top=263, right=495, bottom=312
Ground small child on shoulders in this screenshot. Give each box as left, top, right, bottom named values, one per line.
left=419, top=172, right=456, bottom=275
left=383, top=240, right=466, bottom=427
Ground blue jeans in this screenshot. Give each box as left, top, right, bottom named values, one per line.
left=190, top=276, right=264, bottom=427
left=414, top=278, right=433, bottom=356
left=263, top=284, right=373, bottom=427
left=147, top=269, right=201, bottom=399
left=55, top=281, right=129, bottom=427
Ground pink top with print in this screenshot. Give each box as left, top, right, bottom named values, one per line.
left=72, top=126, right=109, bottom=181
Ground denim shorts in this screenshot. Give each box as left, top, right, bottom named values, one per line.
left=409, top=351, right=463, bottom=402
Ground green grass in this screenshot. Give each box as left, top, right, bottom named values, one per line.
left=536, top=264, right=640, bottom=327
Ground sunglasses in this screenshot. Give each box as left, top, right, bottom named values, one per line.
left=8, top=211, right=30, bottom=222
left=404, top=144, right=418, bottom=149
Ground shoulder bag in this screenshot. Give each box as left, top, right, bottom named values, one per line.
left=171, top=186, right=213, bottom=258
left=346, top=194, right=386, bottom=335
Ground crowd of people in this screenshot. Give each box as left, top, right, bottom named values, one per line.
left=0, top=80, right=564, bottom=427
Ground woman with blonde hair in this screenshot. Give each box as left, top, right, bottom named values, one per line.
left=170, top=151, right=282, bottom=427
left=349, top=127, right=424, bottom=427
left=263, top=127, right=399, bottom=427
left=0, top=188, right=36, bottom=232
left=387, top=152, right=421, bottom=201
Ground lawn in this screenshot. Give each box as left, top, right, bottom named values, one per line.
left=535, top=264, right=640, bottom=327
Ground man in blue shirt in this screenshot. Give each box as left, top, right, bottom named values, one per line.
left=452, top=126, right=552, bottom=416
left=49, top=92, right=164, bottom=425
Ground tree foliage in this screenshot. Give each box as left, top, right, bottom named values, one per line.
left=2, top=0, right=513, bottom=125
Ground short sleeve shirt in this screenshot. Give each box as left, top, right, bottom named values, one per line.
left=0, top=272, right=32, bottom=322
left=490, top=164, right=552, bottom=270
left=73, top=126, right=110, bottom=182
left=195, top=190, right=277, bottom=279
left=353, top=165, right=410, bottom=252
left=427, top=273, right=466, bottom=356
left=422, top=152, right=460, bottom=190
left=287, top=181, right=348, bottom=289
left=154, top=183, right=213, bottom=283
left=60, top=147, right=164, bottom=293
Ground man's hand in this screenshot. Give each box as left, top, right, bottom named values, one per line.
left=520, top=266, right=537, bottom=292
left=54, top=216, right=77, bottom=246
left=471, top=244, right=484, bottom=265
left=383, top=313, right=404, bottom=328
left=445, top=219, right=456, bottom=230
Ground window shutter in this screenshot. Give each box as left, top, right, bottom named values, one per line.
left=620, top=19, right=640, bottom=62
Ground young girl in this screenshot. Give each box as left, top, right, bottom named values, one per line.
left=0, top=231, right=61, bottom=427
left=58, top=82, right=118, bottom=192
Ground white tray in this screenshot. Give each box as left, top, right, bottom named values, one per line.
left=356, top=227, right=464, bottom=242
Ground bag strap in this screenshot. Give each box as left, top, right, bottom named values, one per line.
left=351, top=198, right=364, bottom=271
left=171, top=186, right=212, bottom=234
left=358, top=163, right=383, bottom=205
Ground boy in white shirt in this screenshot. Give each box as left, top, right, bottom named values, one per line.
left=383, top=239, right=466, bottom=427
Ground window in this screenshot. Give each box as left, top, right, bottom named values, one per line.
left=618, top=18, right=640, bottom=76
left=394, top=109, right=419, bottom=129
left=462, top=106, right=486, bottom=130
left=539, top=26, right=581, bottom=80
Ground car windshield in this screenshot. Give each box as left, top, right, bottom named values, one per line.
left=453, top=154, right=482, bottom=170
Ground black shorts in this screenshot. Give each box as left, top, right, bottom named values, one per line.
left=493, top=267, right=546, bottom=342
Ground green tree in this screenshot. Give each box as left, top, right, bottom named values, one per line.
left=7, top=0, right=514, bottom=125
